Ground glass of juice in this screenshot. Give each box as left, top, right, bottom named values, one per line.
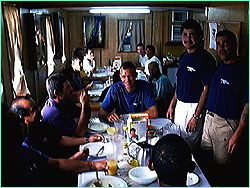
left=107, top=154, right=118, bottom=176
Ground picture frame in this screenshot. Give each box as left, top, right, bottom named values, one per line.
left=83, top=16, right=105, bottom=48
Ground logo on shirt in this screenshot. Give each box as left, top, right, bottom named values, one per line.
left=187, top=66, right=196, bottom=72
left=221, top=78, right=229, bottom=85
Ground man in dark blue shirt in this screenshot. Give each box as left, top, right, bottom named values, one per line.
left=9, top=96, right=107, bottom=186
left=166, top=19, right=216, bottom=151
left=200, top=30, right=248, bottom=185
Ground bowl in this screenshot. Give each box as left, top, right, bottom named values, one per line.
left=128, top=166, right=158, bottom=185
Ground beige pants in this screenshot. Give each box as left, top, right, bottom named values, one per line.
left=201, top=111, right=239, bottom=164
left=174, top=100, right=204, bottom=151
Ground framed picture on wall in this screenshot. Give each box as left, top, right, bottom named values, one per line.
left=83, top=16, right=105, bottom=48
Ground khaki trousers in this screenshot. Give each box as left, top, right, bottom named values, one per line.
left=201, top=111, right=239, bottom=164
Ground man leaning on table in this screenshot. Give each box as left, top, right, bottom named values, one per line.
left=98, top=61, right=158, bottom=122
left=6, top=96, right=107, bottom=186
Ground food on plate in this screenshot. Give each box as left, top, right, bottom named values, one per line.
left=91, top=179, right=114, bottom=187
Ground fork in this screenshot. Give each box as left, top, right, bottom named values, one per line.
left=96, top=146, right=104, bottom=157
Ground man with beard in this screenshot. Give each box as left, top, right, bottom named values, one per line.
left=200, top=30, right=249, bottom=186
left=98, top=61, right=157, bottom=122
left=166, top=19, right=216, bottom=152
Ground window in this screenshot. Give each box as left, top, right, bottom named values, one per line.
left=118, top=20, right=145, bottom=52
left=170, top=11, right=189, bottom=41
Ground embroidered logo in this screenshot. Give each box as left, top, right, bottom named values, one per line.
left=220, top=78, right=229, bottom=85
left=187, top=66, right=196, bottom=72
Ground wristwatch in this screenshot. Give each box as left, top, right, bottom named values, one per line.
left=193, top=114, right=201, bottom=120
left=85, top=137, right=89, bottom=143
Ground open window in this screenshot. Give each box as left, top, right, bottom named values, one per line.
left=118, top=20, right=145, bottom=52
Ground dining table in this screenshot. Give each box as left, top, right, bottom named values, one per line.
left=77, top=117, right=211, bottom=187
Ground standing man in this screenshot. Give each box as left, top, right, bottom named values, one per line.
left=98, top=61, right=158, bottom=122
left=200, top=30, right=248, bottom=186
left=144, top=45, right=163, bottom=76
left=136, top=43, right=148, bottom=68
left=166, top=19, right=216, bottom=151
left=148, top=61, right=174, bottom=118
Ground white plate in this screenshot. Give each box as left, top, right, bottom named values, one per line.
left=88, top=122, right=110, bottom=132
left=187, top=172, right=199, bottom=186
left=128, top=166, right=157, bottom=185
left=82, top=175, right=128, bottom=187
left=80, top=142, right=113, bottom=157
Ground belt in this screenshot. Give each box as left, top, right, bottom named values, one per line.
left=207, top=111, right=215, bottom=117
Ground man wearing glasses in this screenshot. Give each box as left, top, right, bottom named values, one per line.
left=166, top=19, right=216, bottom=152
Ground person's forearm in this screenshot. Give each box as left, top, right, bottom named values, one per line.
left=98, top=108, right=109, bottom=121
left=169, top=92, right=177, bottom=109
left=48, top=158, right=93, bottom=173
left=194, top=85, right=209, bottom=116
left=235, top=103, right=249, bottom=136
left=143, top=105, right=158, bottom=119
left=74, top=102, right=89, bottom=137
left=59, top=136, right=86, bottom=146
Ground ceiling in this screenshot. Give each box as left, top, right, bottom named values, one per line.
left=7, top=1, right=209, bottom=12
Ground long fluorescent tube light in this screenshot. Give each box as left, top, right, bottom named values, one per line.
left=89, top=6, right=150, bottom=14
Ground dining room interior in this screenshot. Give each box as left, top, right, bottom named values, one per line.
left=1, top=1, right=249, bottom=187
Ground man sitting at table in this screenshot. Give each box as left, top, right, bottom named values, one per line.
left=98, top=61, right=158, bottom=122
left=42, top=73, right=91, bottom=138
left=7, top=96, right=107, bottom=186
left=148, top=61, right=174, bottom=118
left=148, top=134, right=195, bottom=187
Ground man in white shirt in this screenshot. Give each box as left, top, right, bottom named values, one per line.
left=136, top=43, right=148, bottom=68
left=144, top=45, right=162, bottom=76
left=82, top=48, right=96, bottom=76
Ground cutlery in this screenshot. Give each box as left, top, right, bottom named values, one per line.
left=96, top=146, right=104, bottom=157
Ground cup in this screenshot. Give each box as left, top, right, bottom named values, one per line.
left=112, top=134, right=125, bottom=161
left=114, top=120, right=125, bottom=135
left=107, top=154, right=118, bottom=176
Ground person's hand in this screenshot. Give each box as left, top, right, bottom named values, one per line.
left=186, top=117, right=197, bottom=132
left=89, top=134, right=104, bottom=142
left=107, top=113, right=120, bottom=122
left=93, top=160, right=108, bottom=171
left=166, top=106, right=175, bottom=122
left=79, top=89, right=90, bottom=105
left=84, top=82, right=94, bottom=91
left=69, top=148, right=89, bottom=160
left=227, top=131, right=241, bottom=155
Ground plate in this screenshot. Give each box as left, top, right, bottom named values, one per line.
left=82, top=175, right=128, bottom=187
left=80, top=142, right=113, bottom=157
left=187, top=172, right=199, bottom=186
left=88, top=122, right=110, bottom=132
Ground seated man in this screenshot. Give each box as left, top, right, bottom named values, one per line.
left=144, top=45, right=163, bottom=76
left=148, top=134, right=195, bottom=187
left=98, top=61, right=158, bottom=122
left=136, top=43, right=148, bottom=69
left=148, top=61, right=174, bottom=118
left=8, top=96, right=107, bottom=186
left=41, top=73, right=90, bottom=137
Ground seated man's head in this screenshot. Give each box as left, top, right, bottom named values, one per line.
left=120, top=61, right=137, bottom=93
left=10, top=96, right=38, bottom=125
left=136, top=43, right=146, bottom=56
left=148, top=134, right=195, bottom=186
left=148, top=61, right=161, bottom=79
left=46, top=73, right=75, bottom=102
left=84, top=48, right=94, bottom=60
left=72, top=47, right=84, bottom=60
left=71, top=55, right=82, bottom=72
left=145, top=45, right=155, bottom=59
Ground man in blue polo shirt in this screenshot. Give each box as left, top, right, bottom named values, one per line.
left=166, top=19, right=216, bottom=151
left=200, top=30, right=248, bottom=186
left=98, top=61, right=158, bottom=122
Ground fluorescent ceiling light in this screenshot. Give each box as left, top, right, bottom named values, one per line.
left=89, top=6, right=150, bottom=14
